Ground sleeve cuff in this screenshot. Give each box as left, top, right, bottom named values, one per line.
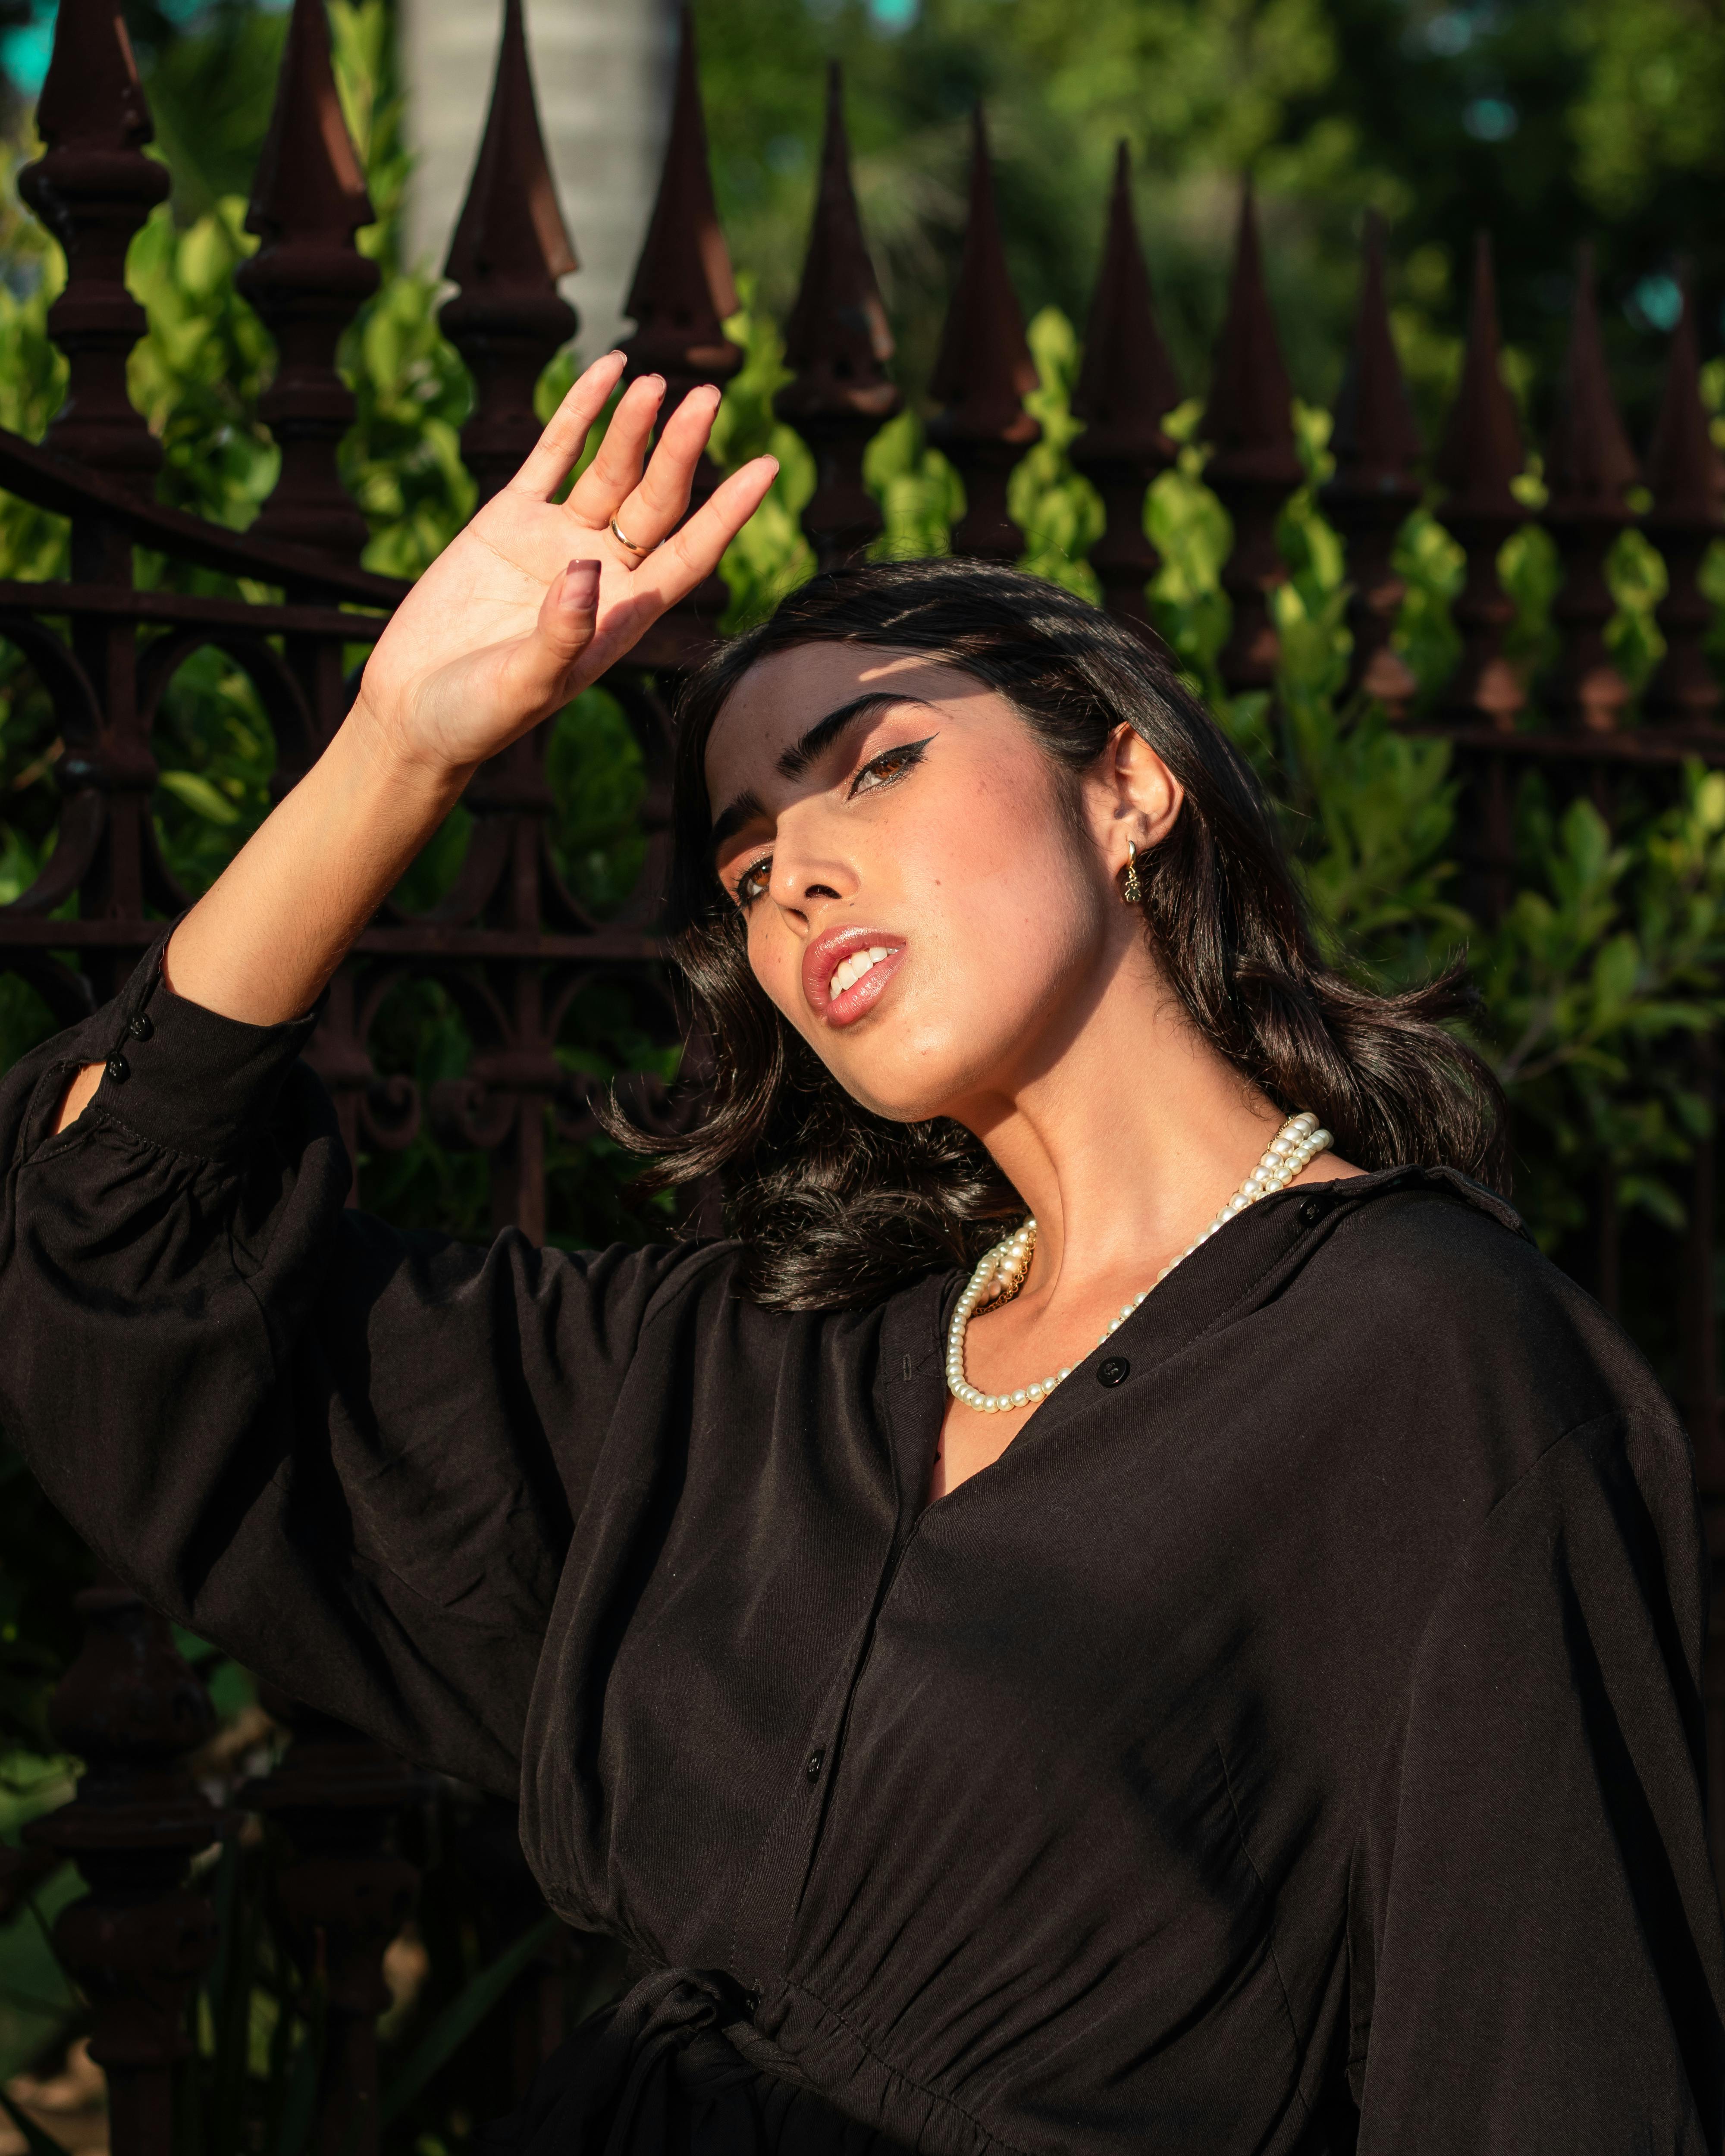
left=81, top=937, right=322, bottom=1161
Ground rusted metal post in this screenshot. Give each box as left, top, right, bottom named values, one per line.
left=1433, top=234, right=1529, bottom=732
left=24, top=1588, right=229, bottom=2156
left=622, top=5, right=742, bottom=648
left=927, top=108, right=1041, bottom=564
left=245, top=1708, right=426, bottom=2156
left=13, top=0, right=176, bottom=1004
left=426, top=0, right=589, bottom=1242
left=1069, top=141, right=1179, bottom=636
left=1431, top=234, right=1529, bottom=926
left=775, top=63, right=900, bottom=571
left=1320, top=213, right=1422, bottom=714
left=1199, top=182, right=1303, bottom=698
left=453, top=1797, right=571, bottom=2105
left=1643, top=274, right=1724, bottom=731
left=16, top=0, right=169, bottom=501
left=1542, top=247, right=1640, bottom=735
left=440, top=0, right=579, bottom=508
left=236, top=0, right=380, bottom=562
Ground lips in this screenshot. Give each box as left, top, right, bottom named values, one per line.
left=803, top=924, right=907, bottom=1027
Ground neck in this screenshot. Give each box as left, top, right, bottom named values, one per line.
left=955, top=943, right=1286, bottom=1307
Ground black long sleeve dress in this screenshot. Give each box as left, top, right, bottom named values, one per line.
left=2, top=945, right=1722, bottom=2156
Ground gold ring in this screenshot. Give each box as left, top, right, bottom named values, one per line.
left=609, top=514, right=650, bottom=558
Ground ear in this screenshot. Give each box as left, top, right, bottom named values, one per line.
left=1092, top=722, right=1183, bottom=873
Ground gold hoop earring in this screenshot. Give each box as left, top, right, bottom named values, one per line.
left=1121, top=839, right=1143, bottom=906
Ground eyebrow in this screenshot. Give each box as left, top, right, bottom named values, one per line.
left=707, top=693, right=938, bottom=856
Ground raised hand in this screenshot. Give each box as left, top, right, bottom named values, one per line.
left=47, top=348, right=780, bottom=1078
left=354, top=349, right=778, bottom=780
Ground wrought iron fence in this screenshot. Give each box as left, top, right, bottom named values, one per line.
left=2, top=0, right=1724, bottom=2147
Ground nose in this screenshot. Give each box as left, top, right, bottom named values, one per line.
left=768, top=804, right=856, bottom=928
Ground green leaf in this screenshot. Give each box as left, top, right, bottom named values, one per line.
left=1589, top=933, right=1641, bottom=1018
left=273, top=2026, right=322, bottom=2156
left=157, top=769, right=241, bottom=825
left=379, top=1914, right=561, bottom=2126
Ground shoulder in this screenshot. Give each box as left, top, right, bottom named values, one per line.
left=1317, top=1169, right=1634, bottom=1388
left=1290, top=1164, right=1691, bottom=1502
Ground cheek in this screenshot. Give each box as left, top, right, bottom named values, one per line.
left=854, top=777, right=1109, bottom=1103
left=897, top=768, right=1096, bottom=980
left=746, top=914, right=802, bottom=1018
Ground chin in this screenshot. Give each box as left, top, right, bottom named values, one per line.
left=815, top=1001, right=1028, bottom=1128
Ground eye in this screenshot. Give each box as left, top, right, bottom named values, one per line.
left=731, top=854, right=772, bottom=906
left=848, top=734, right=935, bottom=797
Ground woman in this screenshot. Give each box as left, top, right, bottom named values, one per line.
left=2, top=352, right=1720, bottom=2153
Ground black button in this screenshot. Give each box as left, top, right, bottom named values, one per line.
left=104, top=1054, right=129, bottom=1084
left=1299, top=1196, right=1325, bottom=1226
left=127, top=1012, right=153, bottom=1041
left=806, top=1748, right=824, bottom=1783
left=1098, top=1357, right=1129, bottom=1388
left=744, top=1985, right=762, bottom=2016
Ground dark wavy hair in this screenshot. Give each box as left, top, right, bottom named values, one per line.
left=608, top=558, right=1506, bottom=1311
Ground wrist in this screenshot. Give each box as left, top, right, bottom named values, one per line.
left=342, top=694, right=478, bottom=808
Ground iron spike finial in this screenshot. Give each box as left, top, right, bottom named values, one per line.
left=445, top=0, right=578, bottom=295
left=34, top=0, right=152, bottom=152
left=1433, top=232, right=1528, bottom=732
left=1070, top=141, right=1180, bottom=633
left=1327, top=214, right=1421, bottom=486
left=1543, top=243, right=1640, bottom=733
left=244, top=0, right=373, bottom=250
left=442, top=0, right=580, bottom=507
left=19, top=0, right=171, bottom=493
left=236, top=0, right=380, bottom=562
left=1320, top=211, right=1423, bottom=712
left=1434, top=232, right=1524, bottom=521
left=775, top=61, right=900, bottom=570
left=624, top=5, right=740, bottom=379
left=1545, top=244, right=1639, bottom=512
left=622, top=4, right=742, bottom=652
left=928, top=104, right=1040, bottom=563
left=1199, top=179, right=1302, bottom=696
left=1644, top=270, right=1724, bottom=729
left=1645, top=269, right=1721, bottom=523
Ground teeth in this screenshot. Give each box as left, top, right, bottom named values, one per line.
left=831, top=946, right=894, bottom=995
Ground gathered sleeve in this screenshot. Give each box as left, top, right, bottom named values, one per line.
left=0, top=945, right=715, bottom=1797
left=1348, top=1399, right=1725, bottom=2150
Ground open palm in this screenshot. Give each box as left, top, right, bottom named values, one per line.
left=354, top=352, right=777, bottom=778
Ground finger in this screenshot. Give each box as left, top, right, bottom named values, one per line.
left=607, top=384, right=725, bottom=554
left=631, top=456, right=778, bottom=608
left=563, top=373, right=668, bottom=526
left=510, top=352, right=629, bottom=501
left=503, top=557, right=602, bottom=714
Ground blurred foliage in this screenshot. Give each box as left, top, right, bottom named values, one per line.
left=6, top=0, right=1725, bottom=2139
left=688, top=0, right=1725, bottom=448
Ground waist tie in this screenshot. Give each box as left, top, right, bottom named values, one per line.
left=475, top=1965, right=910, bottom=2156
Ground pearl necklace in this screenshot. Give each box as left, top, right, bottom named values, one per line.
left=946, top=1112, right=1333, bottom=1415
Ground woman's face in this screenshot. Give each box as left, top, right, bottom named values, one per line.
left=703, top=642, right=1166, bottom=1127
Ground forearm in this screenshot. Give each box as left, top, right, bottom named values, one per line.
left=55, top=710, right=466, bottom=1131
left=167, top=707, right=467, bottom=1022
